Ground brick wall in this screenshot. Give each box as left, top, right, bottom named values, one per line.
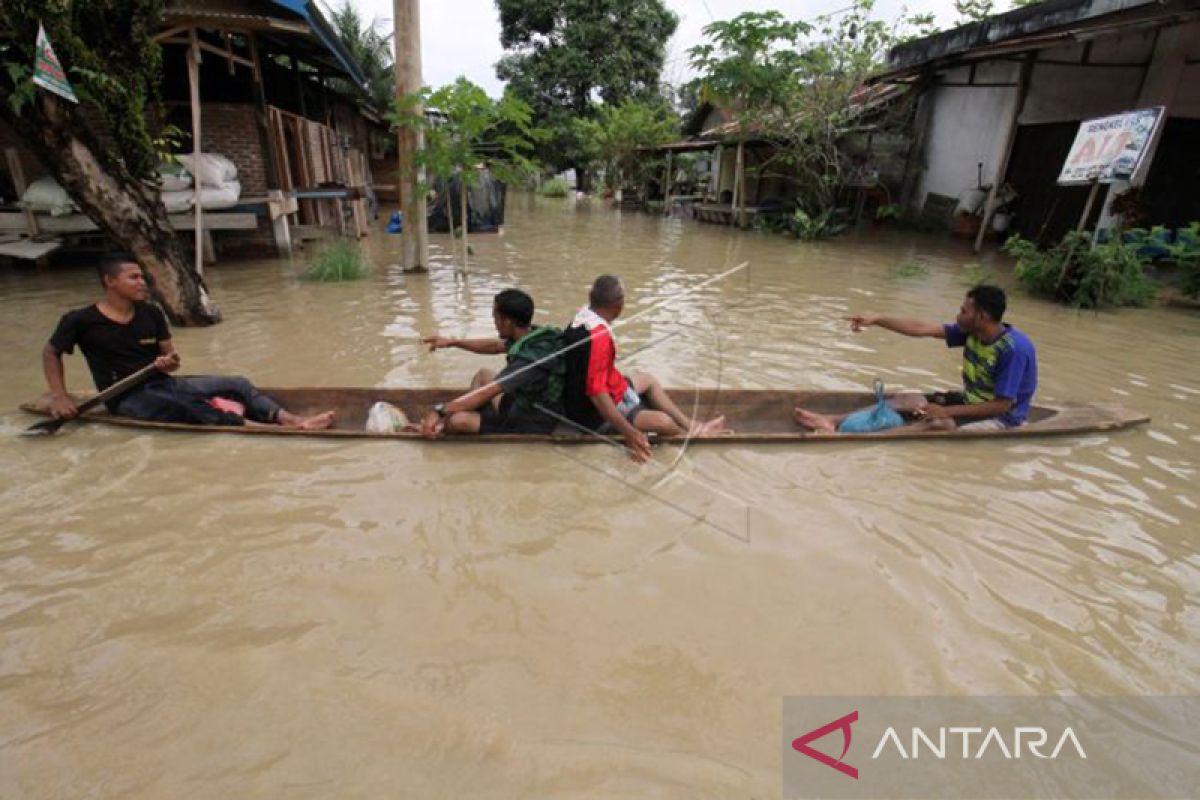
left=199, top=103, right=268, bottom=196
left=196, top=103, right=278, bottom=257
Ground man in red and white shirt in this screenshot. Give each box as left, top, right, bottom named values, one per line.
left=561, top=275, right=729, bottom=462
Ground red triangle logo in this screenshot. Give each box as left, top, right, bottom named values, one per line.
left=791, top=710, right=859, bottom=780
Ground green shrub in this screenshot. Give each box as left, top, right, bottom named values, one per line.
left=888, top=259, right=930, bottom=279
left=302, top=238, right=370, bottom=282
left=1168, top=222, right=1200, bottom=298
left=539, top=177, right=569, bottom=198
left=960, top=262, right=996, bottom=286
left=875, top=203, right=902, bottom=221
left=1003, top=231, right=1155, bottom=309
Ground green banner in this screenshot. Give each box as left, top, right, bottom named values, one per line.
left=32, top=22, right=78, bottom=104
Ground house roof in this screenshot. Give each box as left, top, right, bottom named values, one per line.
left=166, top=0, right=368, bottom=88
left=875, top=0, right=1197, bottom=82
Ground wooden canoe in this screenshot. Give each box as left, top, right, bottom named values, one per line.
left=19, top=388, right=1149, bottom=443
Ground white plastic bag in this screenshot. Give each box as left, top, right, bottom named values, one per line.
left=365, top=401, right=409, bottom=433
left=197, top=180, right=241, bottom=210
left=20, top=177, right=76, bottom=216
left=177, top=153, right=238, bottom=187
left=161, top=190, right=193, bottom=213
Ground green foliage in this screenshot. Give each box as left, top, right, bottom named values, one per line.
left=790, top=208, right=839, bottom=241
left=960, top=262, right=997, bottom=286
left=391, top=78, right=540, bottom=194
left=688, top=1, right=929, bottom=217
left=539, top=177, right=569, bottom=198
left=1167, top=222, right=1200, bottom=298
left=889, top=259, right=930, bottom=279
left=303, top=238, right=369, bottom=282
left=0, top=1, right=168, bottom=181
left=324, top=1, right=395, bottom=114
left=875, top=203, right=902, bottom=221
left=575, top=99, right=676, bottom=192
left=954, top=0, right=995, bottom=23
left=494, top=0, right=678, bottom=179
left=1004, top=232, right=1156, bottom=309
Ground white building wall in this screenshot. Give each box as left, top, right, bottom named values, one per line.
left=915, top=77, right=1020, bottom=213
left=911, top=22, right=1200, bottom=217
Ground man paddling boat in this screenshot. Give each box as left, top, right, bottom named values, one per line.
left=43, top=255, right=333, bottom=430
left=420, top=288, right=565, bottom=437
left=794, top=286, right=1038, bottom=434
left=562, top=275, right=730, bottom=462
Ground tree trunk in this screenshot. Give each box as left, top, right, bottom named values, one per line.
left=576, top=166, right=592, bottom=194
left=459, top=169, right=469, bottom=272
left=2, top=94, right=220, bottom=325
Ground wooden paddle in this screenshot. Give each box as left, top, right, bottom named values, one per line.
left=22, top=362, right=162, bottom=437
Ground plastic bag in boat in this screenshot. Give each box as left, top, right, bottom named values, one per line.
left=365, top=401, right=410, bottom=433
left=837, top=380, right=904, bottom=433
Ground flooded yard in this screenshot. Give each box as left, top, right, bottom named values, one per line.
left=1, top=195, right=1197, bottom=797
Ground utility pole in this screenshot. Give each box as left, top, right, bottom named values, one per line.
left=394, top=0, right=428, bottom=272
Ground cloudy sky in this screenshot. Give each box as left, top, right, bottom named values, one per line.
left=350, top=0, right=968, bottom=97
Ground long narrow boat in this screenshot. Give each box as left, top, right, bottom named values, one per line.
left=19, top=388, right=1149, bottom=442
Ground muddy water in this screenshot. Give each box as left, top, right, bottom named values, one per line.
left=1, top=195, right=1197, bottom=798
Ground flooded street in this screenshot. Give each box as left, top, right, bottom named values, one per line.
left=1, top=196, right=1198, bottom=797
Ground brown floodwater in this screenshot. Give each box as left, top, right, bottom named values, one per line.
left=1, top=195, right=1197, bottom=798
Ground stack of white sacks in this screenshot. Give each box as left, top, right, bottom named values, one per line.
left=159, top=153, right=242, bottom=212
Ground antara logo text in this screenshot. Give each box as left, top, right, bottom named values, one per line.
left=792, top=711, right=1087, bottom=780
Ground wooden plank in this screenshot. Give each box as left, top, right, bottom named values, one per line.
left=0, top=238, right=62, bottom=260
left=2, top=212, right=255, bottom=233
left=187, top=28, right=204, bottom=275
left=168, top=213, right=258, bottom=230
left=291, top=224, right=335, bottom=241
left=5, top=147, right=40, bottom=236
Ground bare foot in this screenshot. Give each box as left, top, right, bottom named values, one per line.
left=688, top=415, right=732, bottom=436
left=279, top=409, right=336, bottom=430
left=793, top=407, right=837, bottom=433
left=297, top=410, right=336, bottom=430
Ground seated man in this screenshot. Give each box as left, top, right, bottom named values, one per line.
left=794, top=285, right=1038, bottom=433
left=44, top=255, right=333, bottom=430
left=561, top=275, right=730, bottom=463
left=420, top=288, right=564, bottom=437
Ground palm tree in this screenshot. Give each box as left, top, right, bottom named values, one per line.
left=321, top=1, right=396, bottom=113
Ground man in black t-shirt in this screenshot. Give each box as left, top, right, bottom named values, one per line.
left=43, top=256, right=334, bottom=429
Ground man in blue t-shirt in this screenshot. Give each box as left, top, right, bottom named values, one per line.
left=794, top=285, right=1038, bottom=433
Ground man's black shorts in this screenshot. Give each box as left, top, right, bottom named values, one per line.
left=478, top=397, right=558, bottom=434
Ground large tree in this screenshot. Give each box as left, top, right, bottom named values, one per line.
left=494, top=0, right=677, bottom=190
left=0, top=1, right=220, bottom=325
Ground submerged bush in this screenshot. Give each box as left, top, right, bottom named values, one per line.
left=888, top=259, right=930, bottom=279
left=1168, top=222, right=1200, bottom=298
left=539, top=178, right=569, bottom=198
left=303, top=238, right=370, bottom=282
left=960, top=262, right=997, bottom=286
left=1003, top=231, right=1155, bottom=309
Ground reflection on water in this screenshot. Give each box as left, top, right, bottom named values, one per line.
left=1, top=195, right=1197, bottom=797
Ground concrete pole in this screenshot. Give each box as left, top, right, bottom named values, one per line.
left=394, top=0, right=428, bottom=272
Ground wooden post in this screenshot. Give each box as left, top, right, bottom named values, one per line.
left=662, top=149, right=673, bottom=216
left=187, top=28, right=204, bottom=276
left=394, top=0, right=429, bottom=272
left=733, top=140, right=745, bottom=228
left=5, top=147, right=39, bottom=237
left=248, top=34, right=280, bottom=191
left=1077, top=179, right=1101, bottom=231
left=974, top=54, right=1034, bottom=253
left=460, top=167, right=469, bottom=271
left=290, top=56, right=307, bottom=117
